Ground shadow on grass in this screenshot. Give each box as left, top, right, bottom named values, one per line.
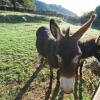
left=0, top=15, right=49, bottom=23
left=14, top=58, right=46, bottom=100
left=51, top=82, right=60, bottom=100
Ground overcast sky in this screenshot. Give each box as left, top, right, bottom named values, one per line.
left=38, top=0, right=100, bottom=16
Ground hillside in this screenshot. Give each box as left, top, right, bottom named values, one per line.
left=35, top=0, right=77, bottom=17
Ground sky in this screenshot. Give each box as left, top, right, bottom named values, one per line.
left=38, top=0, right=100, bottom=16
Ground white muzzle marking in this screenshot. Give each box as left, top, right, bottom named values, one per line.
left=60, top=76, right=75, bottom=93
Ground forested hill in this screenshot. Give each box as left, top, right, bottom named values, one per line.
left=35, top=0, right=77, bottom=17
left=0, top=0, right=35, bottom=8
left=0, top=0, right=77, bottom=17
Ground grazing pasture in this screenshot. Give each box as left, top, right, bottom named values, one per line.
left=0, top=11, right=99, bottom=100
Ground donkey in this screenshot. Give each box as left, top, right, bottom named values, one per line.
left=79, top=36, right=100, bottom=61
left=36, top=13, right=96, bottom=94
left=62, top=31, right=100, bottom=61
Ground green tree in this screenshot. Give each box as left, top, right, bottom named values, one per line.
left=95, top=5, right=100, bottom=17
left=0, top=0, right=11, bottom=5
left=16, top=0, right=24, bottom=4
left=17, top=0, right=35, bottom=8
left=10, top=0, right=16, bottom=10
left=0, top=0, right=35, bottom=8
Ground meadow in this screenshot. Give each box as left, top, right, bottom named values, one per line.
left=0, top=11, right=100, bottom=100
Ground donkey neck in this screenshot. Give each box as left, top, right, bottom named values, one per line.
left=47, top=39, right=59, bottom=68
left=79, top=39, right=98, bottom=59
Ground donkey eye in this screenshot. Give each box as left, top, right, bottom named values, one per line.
left=72, top=55, right=80, bottom=64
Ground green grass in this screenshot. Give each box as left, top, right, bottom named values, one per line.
left=0, top=11, right=100, bottom=100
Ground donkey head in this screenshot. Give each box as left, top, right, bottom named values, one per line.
left=95, top=36, right=100, bottom=61
left=50, top=13, right=96, bottom=93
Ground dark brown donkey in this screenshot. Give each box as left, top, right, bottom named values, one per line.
left=36, top=13, right=96, bottom=94
left=79, top=36, right=100, bottom=61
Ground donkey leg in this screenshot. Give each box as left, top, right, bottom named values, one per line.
left=79, top=60, right=84, bottom=100
left=44, top=66, right=53, bottom=100
left=51, top=69, right=60, bottom=100
left=49, top=66, right=53, bottom=89
left=57, top=69, right=60, bottom=84
left=58, top=69, right=64, bottom=100
left=58, top=89, right=64, bottom=100
left=74, top=67, right=79, bottom=100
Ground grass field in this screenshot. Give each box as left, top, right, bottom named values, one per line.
left=0, top=11, right=100, bottom=100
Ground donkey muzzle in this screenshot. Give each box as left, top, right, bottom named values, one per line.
left=60, top=76, right=75, bottom=94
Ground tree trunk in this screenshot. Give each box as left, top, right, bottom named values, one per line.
left=11, top=0, right=16, bottom=10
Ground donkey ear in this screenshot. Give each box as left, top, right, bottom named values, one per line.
left=71, top=12, right=96, bottom=41
left=50, top=19, right=63, bottom=40
left=95, top=36, right=100, bottom=45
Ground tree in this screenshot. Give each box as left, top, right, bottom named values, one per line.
left=10, top=0, right=16, bottom=10
left=0, top=0, right=35, bottom=8
left=17, top=0, right=35, bottom=8
left=0, top=0, right=11, bottom=5
left=95, top=5, right=100, bottom=17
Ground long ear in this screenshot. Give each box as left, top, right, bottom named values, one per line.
left=50, top=19, right=63, bottom=40
left=71, top=12, right=96, bottom=41
left=95, top=36, right=100, bottom=45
